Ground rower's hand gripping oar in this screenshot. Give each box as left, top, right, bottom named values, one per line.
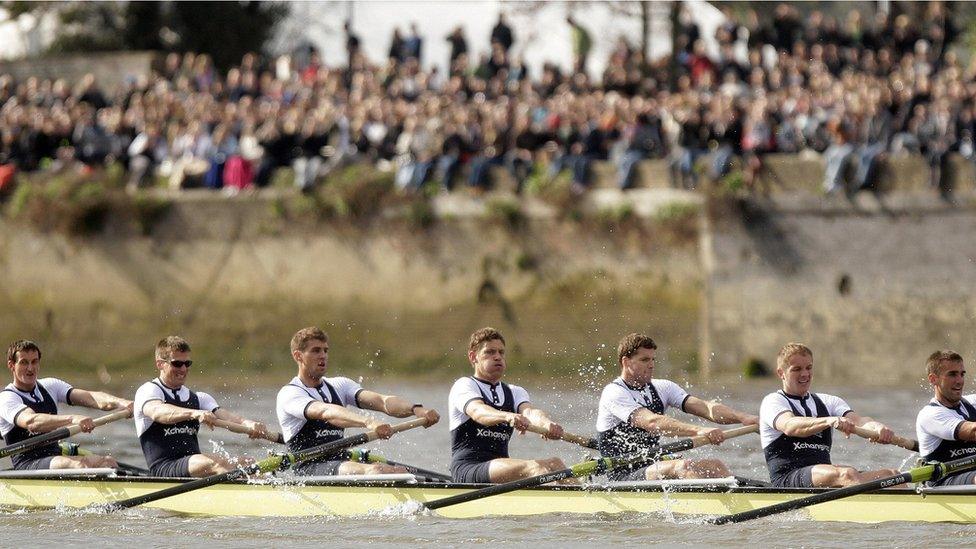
left=0, top=408, right=130, bottom=460
left=346, top=449, right=452, bottom=482
left=100, top=417, right=430, bottom=512
left=424, top=424, right=758, bottom=511
left=711, top=453, right=976, bottom=525
left=210, top=418, right=285, bottom=444
left=850, top=426, right=919, bottom=452
left=523, top=424, right=598, bottom=449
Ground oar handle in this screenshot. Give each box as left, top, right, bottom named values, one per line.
left=211, top=419, right=284, bottom=444
left=688, top=424, right=759, bottom=449
left=365, top=417, right=430, bottom=442
left=524, top=424, right=599, bottom=449
left=851, top=426, right=919, bottom=452
left=64, top=408, right=132, bottom=437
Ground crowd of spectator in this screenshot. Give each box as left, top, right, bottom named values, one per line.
left=0, top=3, right=971, bottom=200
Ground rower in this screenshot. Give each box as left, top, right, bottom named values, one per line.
left=597, top=333, right=758, bottom=481
left=760, top=342, right=902, bottom=487
left=448, top=327, right=572, bottom=484
left=916, top=350, right=976, bottom=485
left=0, top=339, right=132, bottom=470
left=135, top=336, right=271, bottom=477
left=276, top=326, right=440, bottom=476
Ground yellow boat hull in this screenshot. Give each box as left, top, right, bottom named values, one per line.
left=2, top=476, right=975, bottom=523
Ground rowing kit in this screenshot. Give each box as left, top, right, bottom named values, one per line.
left=1, top=469, right=975, bottom=523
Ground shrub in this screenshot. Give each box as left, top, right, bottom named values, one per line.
left=596, top=202, right=635, bottom=231
left=653, top=201, right=700, bottom=223
left=524, top=167, right=579, bottom=220
left=6, top=168, right=116, bottom=236
left=485, top=197, right=525, bottom=230
left=742, top=357, right=770, bottom=378
left=321, top=163, right=396, bottom=220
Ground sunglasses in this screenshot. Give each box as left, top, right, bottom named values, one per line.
left=166, top=360, right=193, bottom=369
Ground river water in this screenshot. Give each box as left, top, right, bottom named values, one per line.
left=1, top=378, right=973, bottom=547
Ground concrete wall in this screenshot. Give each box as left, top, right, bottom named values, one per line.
left=701, top=194, right=976, bottom=384
left=5, top=151, right=976, bottom=382
left=0, top=51, right=159, bottom=90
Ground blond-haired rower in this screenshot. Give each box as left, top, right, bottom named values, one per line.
left=760, top=342, right=903, bottom=487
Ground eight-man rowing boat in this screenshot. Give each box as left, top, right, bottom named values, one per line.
left=2, top=469, right=975, bottom=523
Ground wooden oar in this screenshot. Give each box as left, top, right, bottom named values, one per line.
left=0, top=408, right=130, bottom=460
left=60, top=443, right=150, bottom=476
left=210, top=419, right=285, bottom=444
left=523, top=424, right=598, bottom=449
left=711, top=453, right=976, bottom=524
left=850, top=426, right=919, bottom=452
left=100, top=417, right=429, bottom=512
left=346, top=449, right=452, bottom=482
left=425, top=424, right=758, bottom=511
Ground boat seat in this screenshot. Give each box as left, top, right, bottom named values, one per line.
left=273, top=472, right=420, bottom=485
left=599, top=476, right=740, bottom=489
left=0, top=467, right=117, bottom=478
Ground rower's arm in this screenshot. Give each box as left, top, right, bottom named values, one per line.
left=630, top=407, right=706, bottom=437
left=213, top=407, right=246, bottom=424
left=68, top=388, right=133, bottom=413
left=465, top=399, right=518, bottom=427
left=355, top=390, right=415, bottom=417
left=683, top=396, right=758, bottom=425
left=958, top=421, right=976, bottom=442
left=213, top=408, right=270, bottom=438
left=14, top=408, right=87, bottom=433
left=518, top=403, right=555, bottom=429
left=305, top=401, right=384, bottom=429
left=355, top=390, right=440, bottom=426
left=142, top=399, right=212, bottom=425
left=774, top=411, right=834, bottom=437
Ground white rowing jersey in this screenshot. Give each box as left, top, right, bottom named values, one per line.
left=276, top=376, right=364, bottom=442
left=759, top=391, right=851, bottom=448
left=916, top=395, right=976, bottom=458
left=596, top=377, right=689, bottom=433
left=0, top=378, right=73, bottom=436
left=133, top=379, right=219, bottom=437
left=448, top=376, right=530, bottom=431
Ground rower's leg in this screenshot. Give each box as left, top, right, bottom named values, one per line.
left=644, top=458, right=731, bottom=480
left=811, top=465, right=901, bottom=487
left=49, top=455, right=119, bottom=469
left=856, top=468, right=902, bottom=485
left=187, top=453, right=236, bottom=477
left=487, top=457, right=574, bottom=483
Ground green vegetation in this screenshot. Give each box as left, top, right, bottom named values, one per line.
left=10, top=2, right=288, bottom=70
left=742, top=357, right=771, bottom=378
left=3, top=164, right=176, bottom=237
left=524, top=167, right=582, bottom=220
left=485, top=196, right=525, bottom=230
left=596, top=202, right=636, bottom=231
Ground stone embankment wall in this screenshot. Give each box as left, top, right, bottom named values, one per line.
left=3, top=152, right=976, bottom=382
left=701, top=192, right=976, bottom=384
